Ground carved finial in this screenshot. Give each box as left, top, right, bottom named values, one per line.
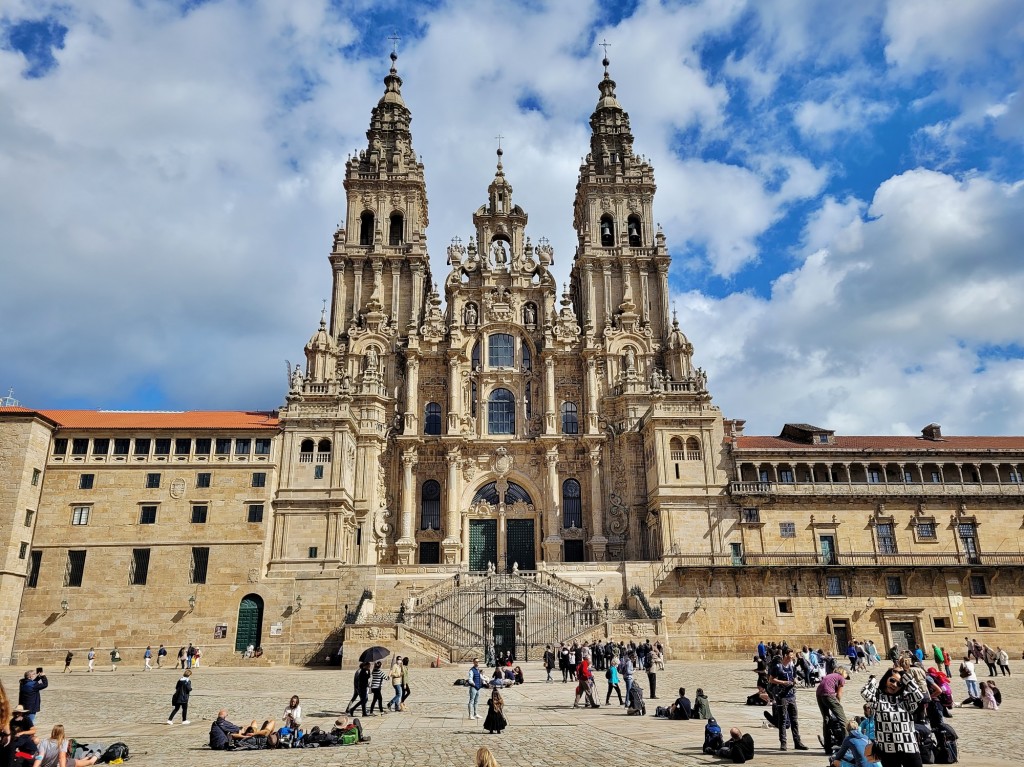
left=599, top=38, right=611, bottom=73
left=320, top=299, right=328, bottom=328
left=388, top=31, right=401, bottom=56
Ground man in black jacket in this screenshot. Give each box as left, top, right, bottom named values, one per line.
left=716, top=728, right=755, bottom=763
left=18, top=669, right=48, bottom=723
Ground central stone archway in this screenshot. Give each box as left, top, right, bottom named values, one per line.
left=463, top=474, right=542, bottom=572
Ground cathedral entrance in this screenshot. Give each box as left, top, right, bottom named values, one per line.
left=492, top=614, right=517, bottom=661
left=469, top=519, right=498, bottom=571
left=506, top=519, right=535, bottom=571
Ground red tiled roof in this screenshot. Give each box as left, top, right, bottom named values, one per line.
left=735, top=435, right=1024, bottom=451
left=1, top=409, right=279, bottom=431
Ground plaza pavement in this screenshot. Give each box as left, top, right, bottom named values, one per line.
left=2, top=658, right=1017, bottom=766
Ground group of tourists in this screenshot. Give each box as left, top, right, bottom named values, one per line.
left=61, top=643, right=201, bottom=673
left=342, top=656, right=411, bottom=718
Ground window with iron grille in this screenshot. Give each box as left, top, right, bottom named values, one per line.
left=254, top=438, right=271, bottom=455
left=235, top=438, right=251, bottom=455
left=92, top=438, right=109, bottom=455
left=424, top=403, right=442, bottom=435
left=65, top=550, right=87, bottom=587
left=191, top=505, right=208, bottom=524
left=18, top=542, right=28, bottom=559
left=190, top=547, right=209, bottom=584
left=139, top=505, right=157, bottom=524
left=779, top=521, right=796, bottom=538
left=916, top=521, right=936, bottom=539
left=27, top=551, right=42, bottom=588
left=876, top=522, right=898, bottom=554
left=562, top=479, right=582, bottom=528
left=130, top=548, right=151, bottom=585
left=24, top=509, right=34, bottom=527
left=487, top=388, right=515, bottom=435
left=314, top=464, right=324, bottom=480
left=53, top=438, right=68, bottom=455
left=248, top=504, right=264, bottom=523
left=215, top=438, right=232, bottom=455
left=32, top=468, right=41, bottom=485
left=71, top=438, right=89, bottom=455
left=826, top=576, right=843, bottom=597
left=561, top=402, right=579, bottom=434
left=420, top=480, right=441, bottom=530
left=488, top=333, right=514, bottom=367
left=886, top=575, right=903, bottom=596
left=251, top=472, right=266, bottom=488
left=196, top=472, right=211, bottom=488
left=79, top=473, right=94, bottom=490
left=145, top=473, right=161, bottom=489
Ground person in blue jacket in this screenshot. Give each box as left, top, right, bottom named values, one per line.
left=18, top=669, right=48, bottom=723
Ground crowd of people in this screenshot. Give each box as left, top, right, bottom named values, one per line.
left=61, top=643, right=205, bottom=673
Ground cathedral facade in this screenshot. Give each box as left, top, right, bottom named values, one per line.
left=2, top=56, right=1022, bottom=666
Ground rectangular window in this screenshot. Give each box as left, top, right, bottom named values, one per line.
left=139, top=505, right=157, bottom=524
left=65, top=550, right=87, bottom=587
left=190, top=547, right=210, bottom=584
left=978, top=616, right=995, bottom=629
left=917, top=521, right=936, bottom=539
left=826, top=576, right=843, bottom=596
left=308, top=546, right=318, bottom=558
left=134, top=438, right=151, bottom=456
left=777, top=599, right=793, bottom=614
left=254, top=438, right=271, bottom=455
left=247, top=504, right=264, bottom=523
left=876, top=522, right=898, bottom=554
left=215, top=438, right=232, bottom=455
left=235, top=438, right=251, bottom=455
left=130, top=548, right=151, bottom=585
left=867, top=469, right=881, bottom=484
left=27, top=551, right=42, bottom=588
left=970, top=574, right=988, bottom=596
left=79, top=473, right=94, bottom=490
left=191, top=505, right=208, bottom=524
left=779, top=469, right=794, bottom=483
left=71, top=438, right=89, bottom=455
left=113, top=438, right=130, bottom=455
left=154, top=438, right=171, bottom=455
left=314, top=464, right=324, bottom=480
left=886, top=575, right=904, bottom=596
left=174, top=438, right=191, bottom=455
left=933, top=617, right=951, bottom=629
left=18, top=542, right=28, bottom=559
left=194, top=438, right=212, bottom=455
left=904, top=470, right=914, bottom=483
left=24, top=509, right=34, bottom=527
left=53, top=438, right=68, bottom=455
left=1010, top=469, right=1020, bottom=483
left=71, top=506, right=90, bottom=526
left=31, top=468, right=41, bottom=485
left=196, top=472, right=211, bottom=489
left=741, top=507, right=760, bottom=523
left=488, top=333, right=515, bottom=367
left=92, top=438, right=110, bottom=455
left=145, top=472, right=161, bottom=489
left=251, top=472, right=266, bottom=488
left=930, top=470, right=941, bottom=483
left=779, top=522, right=796, bottom=538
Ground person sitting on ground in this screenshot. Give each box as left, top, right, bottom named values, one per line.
left=240, top=719, right=276, bottom=737
left=476, top=746, right=500, bottom=767
left=746, top=685, right=770, bottom=706
left=35, top=724, right=99, bottom=767
left=831, top=719, right=881, bottom=767
left=513, top=666, right=524, bottom=685
left=331, top=714, right=364, bottom=742
left=715, top=727, right=755, bottom=763
left=502, top=665, right=515, bottom=682
left=10, top=705, right=35, bottom=737
left=670, top=687, right=693, bottom=720
left=960, top=679, right=1002, bottom=708
left=209, top=709, right=256, bottom=750
left=283, top=695, right=302, bottom=730
left=694, top=688, right=713, bottom=719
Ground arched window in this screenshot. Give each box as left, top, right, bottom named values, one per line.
left=388, top=212, right=404, bottom=246
left=424, top=402, right=442, bottom=435
left=627, top=214, right=642, bottom=247
left=487, top=388, right=515, bottom=434
left=600, top=214, right=615, bottom=247
left=317, top=438, right=332, bottom=462
left=562, top=479, right=582, bottom=528
left=521, top=341, right=531, bottom=371
left=685, top=437, right=702, bottom=461
left=489, top=333, right=514, bottom=368
left=420, top=480, right=441, bottom=530
left=359, top=211, right=374, bottom=246
left=299, top=439, right=314, bottom=463
left=561, top=402, right=579, bottom=434
left=669, top=437, right=684, bottom=461
left=471, top=340, right=481, bottom=370
left=473, top=481, right=533, bottom=506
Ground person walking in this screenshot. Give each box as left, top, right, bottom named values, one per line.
left=18, top=669, right=47, bottom=723
left=387, top=656, right=404, bottom=712
left=346, top=662, right=370, bottom=717
left=157, top=644, right=167, bottom=668
left=816, top=668, right=849, bottom=751
left=559, top=643, right=569, bottom=683
left=369, top=661, right=387, bottom=715
left=167, top=669, right=192, bottom=724
left=769, top=649, right=808, bottom=751
left=467, top=658, right=484, bottom=720
left=996, top=647, right=1010, bottom=676
left=186, top=643, right=195, bottom=669
left=144, top=645, right=153, bottom=671
left=110, top=647, right=121, bottom=671
left=400, top=656, right=411, bottom=711
left=87, top=648, right=95, bottom=673
left=192, top=646, right=202, bottom=668
left=63, top=651, right=73, bottom=674
left=176, top=646, right=186, bottom=669
left=645, top=648, right=658, bottom=699
left=543, top=645, right=555, bottom=683
left=940, top=647, right=952, bottom=680
left=605, top=658, right=623, bottom=705
left=861, top=669, right=925, bottom=767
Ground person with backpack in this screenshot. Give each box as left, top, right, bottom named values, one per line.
left=861, top=669, right=925, bottom=767
left=543, top=645, right=555, bottom=683
left=831, top=719, right=881, bottom=767
left=86, top=648, right=95, bottom=673
left=958, top=656, right=979, bottom=700
left=702, top=718, right=723, bottom=754
left=166, top=669, right=192, bottom=724
left=768, top=649, right=809, bottom=751
left=645, top=647, right=658, bottom=698
left=715, top=727, right=756, bottom=763
left=176, top=646, right=186, bottom=669
left=109, top=647, right=120, bottom=672
left=62, top=651, right=73, bottom=674
left=572, top=648, right=599, bottom=708
left=144, top=645, right=153, bottom=671
left=35, top=724, right=99, bottom=767
left=467, top=658, right=484, bottom=720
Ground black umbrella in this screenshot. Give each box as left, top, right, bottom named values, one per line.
left=358, top=646, right=391, bottom=663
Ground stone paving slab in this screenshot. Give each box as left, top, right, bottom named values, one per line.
left=2, top=659, right=1017, bottom=766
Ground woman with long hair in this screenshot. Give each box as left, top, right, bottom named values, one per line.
left=483, top=688, right=507, bottom=734
left=36, top=724, right=99, bottom=767
left=861, top=668, right=925, bottom=767
left=476, top=746, right=500, bottom=767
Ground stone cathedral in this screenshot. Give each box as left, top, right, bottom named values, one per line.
left=2, top=55, right=1022, bottom=667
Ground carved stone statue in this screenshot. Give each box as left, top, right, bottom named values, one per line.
left=625, top=347, right=636, bottom=371
left=651, top=368, right=663, bottom=390
left=290, top=364, right=304, bottom=392
left=491, top=240, right=508, bottom=269
left=523, top=303, right=536, bottom=326
left=512, top=561, right=519, bottom=574
left=487, top=560, right=496, bottom=575
left=365, top=347, right=379, bottom=371
left=464, top=302, right=477, bottom=326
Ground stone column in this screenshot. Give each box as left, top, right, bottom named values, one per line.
left=585, top=357, right=598, bottom=434
left=544, top=357, right=556, bottom=434
left=390, top=261, right=400, bottom=323
left=583, top=262, right=595, bottom=330
left=404, top=356, right=419, bottom=432
left=410, top=263, right=425, bottom=329
left=542, top=450, right=562, bottom=561
left=396, top=449, right=417, bottom=564
left=602, top=266, right=612, bottom=325
left=639, top=265, right=650, bottom=325
left=353, top=263, right=364, bottom=315
left=331, top=260, right=347, bottom=336
left=443, top=449, right=462, bottom=564
left=656, top=262, right=670, bottom=337
left=447, top=357, right=461, bottom=434
left=587, top=450, right=608, bottom=561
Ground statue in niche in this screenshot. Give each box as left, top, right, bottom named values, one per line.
left=365, top=347, right=379, bottom=371
left=491, top=240, right=508, bottom=269
left=464, top=303, right=478, bottom=327
left=523, top=303, right=536, bottom=326
left=651, top=368, right=663, bottom=390
left=624, top=347, right=636, bottom=371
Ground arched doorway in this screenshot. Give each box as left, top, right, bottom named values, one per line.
left=234, top=594, right=264, bottom=652
left=469, top=481, right=537, bottom=572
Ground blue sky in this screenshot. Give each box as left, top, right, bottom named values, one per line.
left=1, top=0, right=1023, bottom=435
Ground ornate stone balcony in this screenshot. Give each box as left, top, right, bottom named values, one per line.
left=663, top=551, right=1024, bottom=568
left=729, top=480, right=1024, bottom=498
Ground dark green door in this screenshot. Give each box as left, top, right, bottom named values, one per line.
left=506, top=519, right=535, bottom=571
left=493, top=614, right=516, bottom=660
left=235, top=595, right=263, bottom=652
left=469, top=519, right=497, bottom=572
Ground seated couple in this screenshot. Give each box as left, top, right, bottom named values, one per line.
left=209, top=711, right=277, bottom=750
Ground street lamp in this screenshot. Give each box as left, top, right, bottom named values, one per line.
left=295, top=595, right=303, bottom=612
left=60, top=599, right=69, bottom=615
left=188, top=594, right=196, bottom=613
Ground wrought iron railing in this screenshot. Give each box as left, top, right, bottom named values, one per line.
left=662, top=551, right=1022, bottom=568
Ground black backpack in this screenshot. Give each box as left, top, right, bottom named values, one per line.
left=99, top=742, right=130, bottom=762
left=934, top=723, right=959, bottom=764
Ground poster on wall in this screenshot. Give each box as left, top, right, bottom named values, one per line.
left=945, top=576, right=966, bottom=627
left=270, top=622, right=284, bottom=636
left=214, top=624, right=228, bottom=639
